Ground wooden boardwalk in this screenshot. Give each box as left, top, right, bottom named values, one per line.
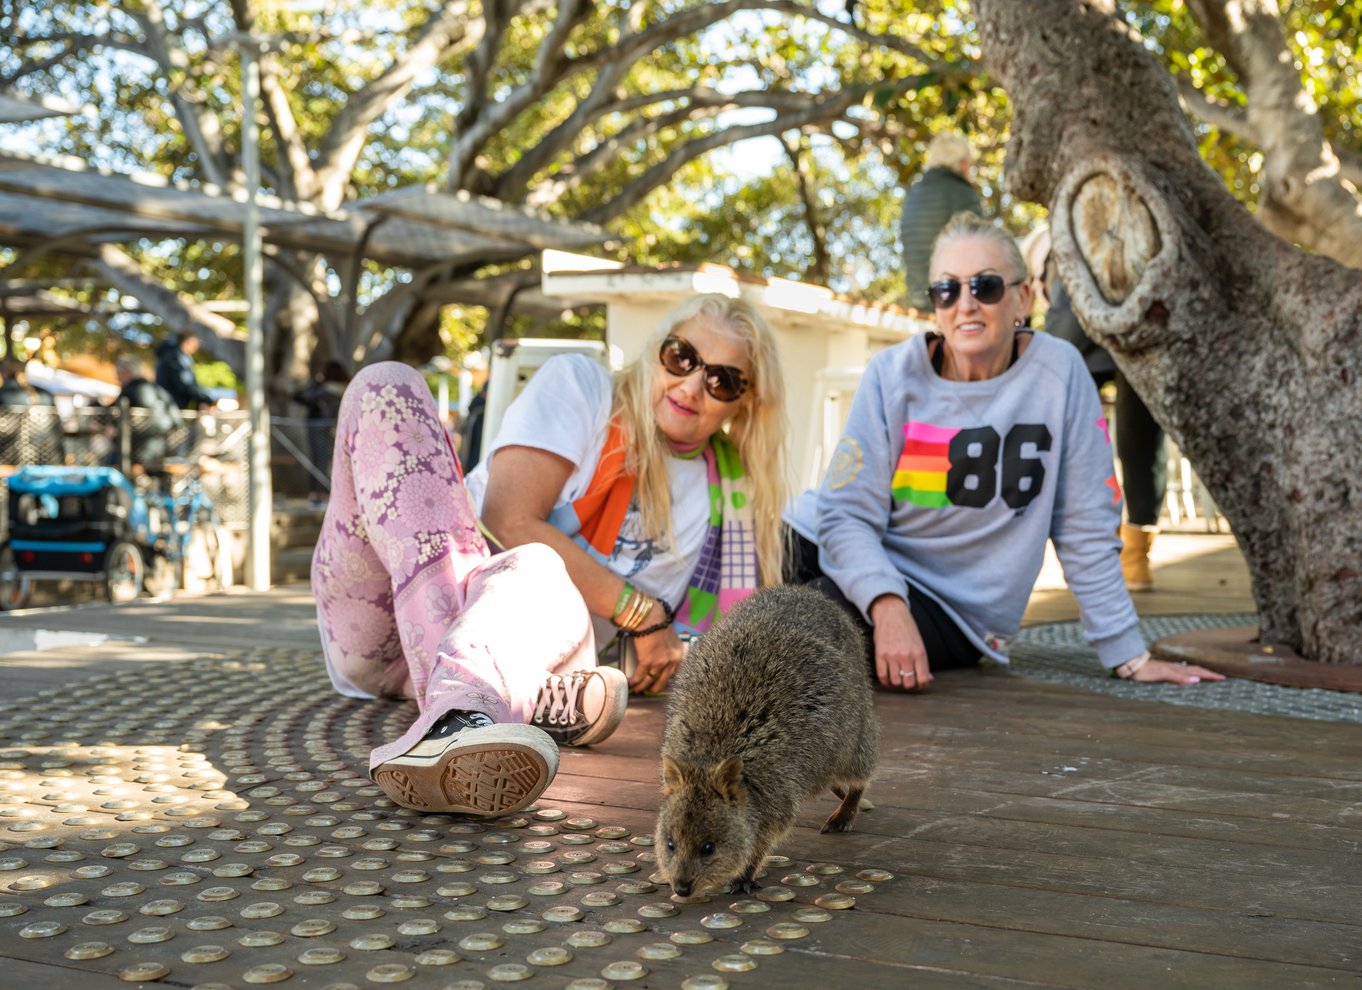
left=1, top=532, right=1358, bottom=987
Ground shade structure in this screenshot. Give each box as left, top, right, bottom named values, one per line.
left=0, top=152, right=612, bottom=267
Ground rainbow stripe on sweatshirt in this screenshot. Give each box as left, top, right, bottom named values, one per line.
left=892, top=420, right=958, bottom=507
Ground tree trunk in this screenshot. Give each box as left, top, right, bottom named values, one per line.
left=973, top=0, right=1362, bottom=664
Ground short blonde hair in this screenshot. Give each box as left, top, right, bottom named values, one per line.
left=115, top=355, right=148, bottom=379
left=612, top=294, right=788, bottom=587
left=931, top=212, right=1028, bottom=284
left=925, top=131, right=973, bottom=172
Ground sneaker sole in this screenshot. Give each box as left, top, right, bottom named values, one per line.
left=373, top=724, right=559, bottom=816
left=563, top=666, right=630, bottom=748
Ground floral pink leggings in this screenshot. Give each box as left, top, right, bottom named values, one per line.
left=311, top=362, right=595, bottom=772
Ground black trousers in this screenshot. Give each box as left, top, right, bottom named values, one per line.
left=1110, top=371, right=1166, bottom=528
left=787, top=529, right=980, bottom=671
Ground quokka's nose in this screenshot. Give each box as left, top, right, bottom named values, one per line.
left=672, top=881, right=692, bottom=898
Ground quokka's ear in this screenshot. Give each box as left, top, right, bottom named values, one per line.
left=661, top=755, right=687, bottom=796
left=710, top=757, right=745, bottom=804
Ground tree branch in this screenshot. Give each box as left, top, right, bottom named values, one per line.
left=447, top=0, right=594, bottom=189
left=1184, top=0, right=1362, bottom=267
left=313, top=0, right=479, bottom=209
left=454, top=0, right=514, bottom=146
left=2, top=33, right=148, bottom=87
left=1174, top=72, right=1362, bottom=190
left=490, top=1, right=650, bottom=201
left=783, top=134, right=829, bottom=284
left=522, top=84, right=851, bottom=208
left=574, top=77, right=917, bottom=224
left=128, top=2, right=232, bottom=188
left=221, top=0, right=318, bottom=201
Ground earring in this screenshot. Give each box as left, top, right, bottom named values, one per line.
left=1013, top=318, right=1022, bottom=328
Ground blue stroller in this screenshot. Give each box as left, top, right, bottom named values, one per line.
left=0, top=464, right=231, bottom=609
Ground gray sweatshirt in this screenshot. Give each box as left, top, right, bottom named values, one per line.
left=785, top=332, right=1145, bottom=669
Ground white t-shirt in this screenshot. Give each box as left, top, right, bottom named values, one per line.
left=465, top=354, right=710, bottom=633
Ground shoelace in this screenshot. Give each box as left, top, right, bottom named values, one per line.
left=533, top=674, right=585, bottom=727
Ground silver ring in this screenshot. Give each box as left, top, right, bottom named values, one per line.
left=900, top=670, right=913, bottom=677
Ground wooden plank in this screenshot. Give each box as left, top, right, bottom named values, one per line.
left=555, top=757, right=1362, bottom=858
left=1154, top=625, right=1362, bottom=691
left=548, top=771, right=1362, bottom=925
left=568, top=741, right=1362, bottom=832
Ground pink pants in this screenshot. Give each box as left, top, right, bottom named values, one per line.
left=311, top=362, right=595, bottom=772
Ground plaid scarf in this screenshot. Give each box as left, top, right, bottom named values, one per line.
left=563, top=417, right=757, bottom=634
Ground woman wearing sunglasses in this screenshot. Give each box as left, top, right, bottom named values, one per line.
left=469, top=294, right=788, bottom=696
left=786, top=212, right=1221, bottom=690
left=309, top=294, right=785, bottom=819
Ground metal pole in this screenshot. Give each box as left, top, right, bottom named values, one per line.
left=242, top=39, right=272, bottom=590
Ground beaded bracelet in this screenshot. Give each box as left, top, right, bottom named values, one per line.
left=621, top=597, right=676, bottom=640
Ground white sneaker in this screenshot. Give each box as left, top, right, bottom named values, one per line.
left=530, top=668, right=629, bottom=747
left=371, top=710, right=558, bottom=816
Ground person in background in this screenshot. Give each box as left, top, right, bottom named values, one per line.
left=0, top=358, right=65, bottom=465
left=786, top=213, right=1221, bottom=690
left=110, top=355, right=182, bottom=473
left=1024, top=225, right=1167, bottom=591
left=467, top=294, right=790, bottom=696
left=901, top=130, right=985, bottom=311
left=155, top=328, right=216, bottom=411
left=0, top=358, right=55, bottom=407
left=292, top=360, right=350, bottom=508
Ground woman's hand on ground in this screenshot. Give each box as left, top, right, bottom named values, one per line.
left=628, top=626, right=688, bottom=694
left=1129, top=658, right=1225, bottom=684
left=869, top=595, right=931, bottom=692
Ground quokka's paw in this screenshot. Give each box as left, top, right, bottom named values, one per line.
left=820, top=810, right=859, bottom=833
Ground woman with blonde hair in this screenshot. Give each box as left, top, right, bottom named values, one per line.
left=311, top=294, right=786, bottom=820
left=787, top=213, right=1219, bottom=690
left=471, top=293, right=789, bottom=695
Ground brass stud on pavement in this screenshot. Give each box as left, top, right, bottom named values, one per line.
left=601, top=960, right=648, bottom=981
left=682, top=976, right=729, bottom=990
left=670, top=931, right=713, bottom=945
left=740, top=939, right=784, bottom=955
left=181, top=944, right=230, bottom=963
left=565, top=929, right=611, bottom=948
left=458, top=932, right=505, bottom=952
left=637, top=942, right=681, bottom=960
left=296, top=947, right=345, bottom=965
left=487, top=963, right=532, bottom=982
left=814, top=893, right=855, bottom=910
left=526, top=946, right=573, bottom=966
left=118, top=961, right=170, bottom=982
left=712, top=954, right=758, bottom=973
left=66, top=940, right=115, bottom=960
left=367, top=963, right=416, bottom=983
left=241, top=962, right=293, bottom=983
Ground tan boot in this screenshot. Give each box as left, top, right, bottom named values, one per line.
left=1120, top=524, right=1156, bottom=592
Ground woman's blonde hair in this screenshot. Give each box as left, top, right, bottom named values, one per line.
left=612, top=294, right=788, bottom=587
left=931, top=211, right=1029, bottom=283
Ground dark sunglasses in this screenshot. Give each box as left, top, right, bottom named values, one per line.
left=927, top=273, right=1022, bottom=309
left=658, top=335, right=750, bottom=403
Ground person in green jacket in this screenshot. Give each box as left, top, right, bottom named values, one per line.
left=901, top=131, right=984, bottom=310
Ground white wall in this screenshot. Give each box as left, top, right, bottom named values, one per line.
left=541, top=257, right=931, bottom=492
